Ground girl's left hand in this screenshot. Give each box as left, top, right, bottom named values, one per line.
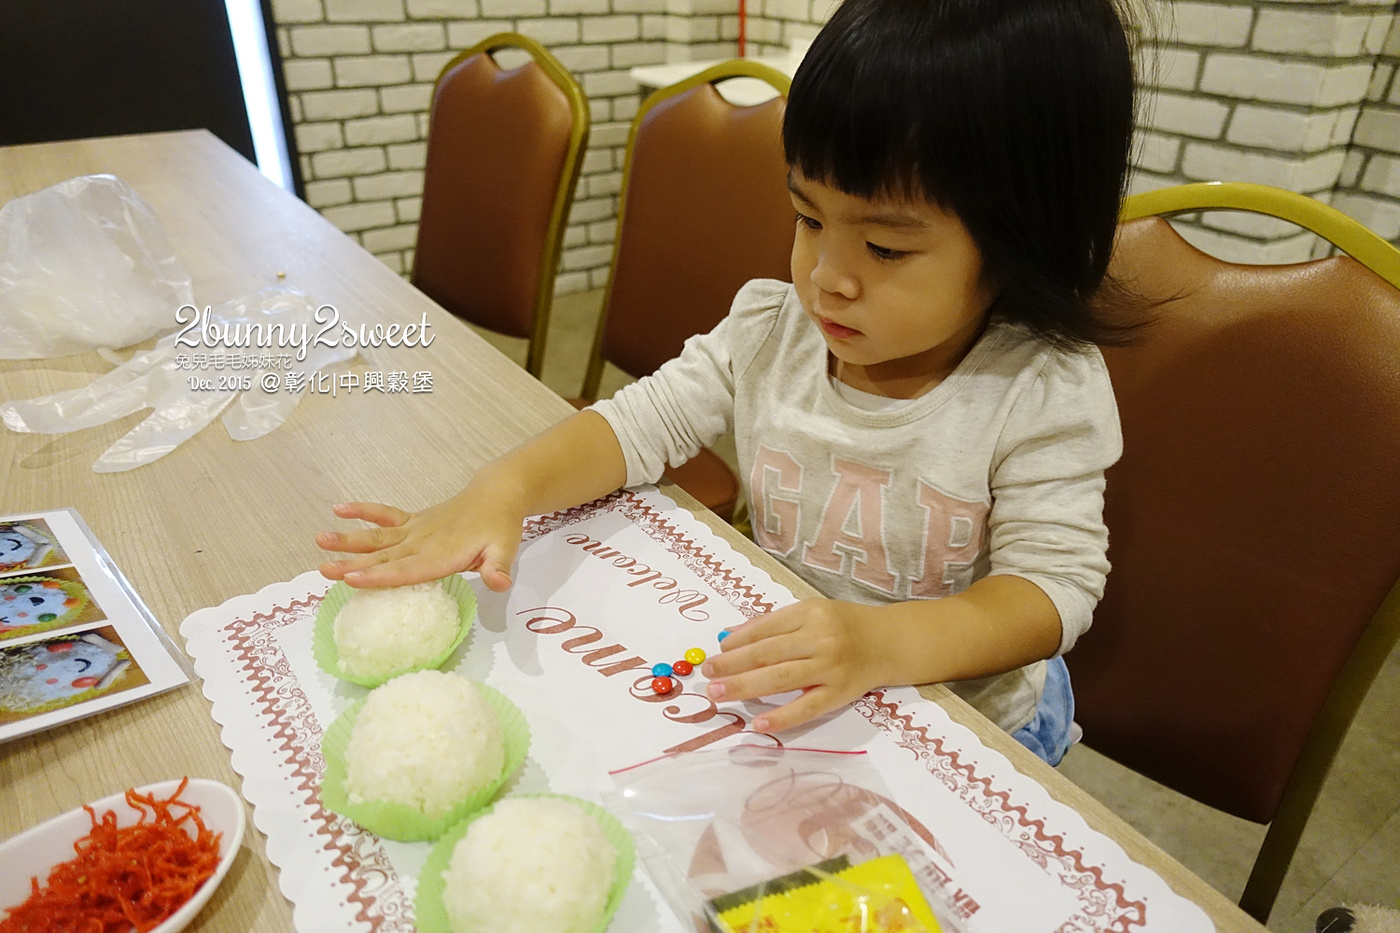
left=701, top=598, right=888, bottom=733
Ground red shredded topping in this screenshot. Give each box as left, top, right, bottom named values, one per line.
left=0, top=777, right=223, bottom=933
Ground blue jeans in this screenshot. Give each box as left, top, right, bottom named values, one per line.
left=1012, top=656, right=1076, bottom=767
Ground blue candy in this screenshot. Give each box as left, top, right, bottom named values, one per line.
left=651, top=662, right=674, bottom=678
left=717, top=630, right=731, bottom=643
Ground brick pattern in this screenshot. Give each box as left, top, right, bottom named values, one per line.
left=272, top=0, right=1400, bottom=282
left=745, top=0, right=1400, bottom=264
left=270, top=0, right=687, bottom=289
left=1332, top=14, right=1400, bottom=244
left=1130, top=0, right=1399, bottom=263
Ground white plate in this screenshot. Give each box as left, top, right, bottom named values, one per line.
left=0, top=778, right=246, bottom=932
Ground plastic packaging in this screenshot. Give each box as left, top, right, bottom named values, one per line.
left=0, top=287, right=354, bottom=472
left=0, top=175, right=193, bottom=359
left=713, top=854, right=943, bottom=932
left=606, top=745, right=975, bottom=933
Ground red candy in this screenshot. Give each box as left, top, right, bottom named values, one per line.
left=651, top=676, right=675, bottom=695
left=672, top=660, right=694, bottom=676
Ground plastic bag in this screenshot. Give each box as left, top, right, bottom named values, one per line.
left=0, top=287, right=354, bottom=471
left=606, top=746, right=975, bottom=933
left=0, top=174, right=194, bottom=359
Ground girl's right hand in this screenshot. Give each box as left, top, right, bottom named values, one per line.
left=317, top=410, right=628, bottom=591
left=315, top=489, right=523, bottom=591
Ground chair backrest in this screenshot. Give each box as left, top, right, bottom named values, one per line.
left=1069, top=182, right=1400, bottom=918
left=581, top=61, right=793, bottom=397
left=411, top=33, right=588, bottom=377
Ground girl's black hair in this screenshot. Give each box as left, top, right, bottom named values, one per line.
left=783, top=0, right=1141, bottom=349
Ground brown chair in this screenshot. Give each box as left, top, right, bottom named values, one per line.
left=1068, top=182, right=1400, bottom=923
left=411, top=33, right=588, bottom=378
left=576, top=61, right=794, bottom=524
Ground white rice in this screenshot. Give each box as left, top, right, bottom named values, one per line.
left=333, top=581, right=459, bottom=679
left=344, top=670, right=505, bottom=819
left=442, top=797, right=617, bottom=933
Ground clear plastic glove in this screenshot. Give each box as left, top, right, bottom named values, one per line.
left=0, top=287, right=354, bottom=472
left=0, top=174, right=193, bottom=359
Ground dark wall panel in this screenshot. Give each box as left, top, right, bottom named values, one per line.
left=0, top=0, right=256, bottom=162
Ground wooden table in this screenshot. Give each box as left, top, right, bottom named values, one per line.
left=0, top=130, right=1265, bottom=933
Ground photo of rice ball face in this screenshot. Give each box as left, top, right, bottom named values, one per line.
left=345, top=670, right=505, bottom=820
left=442, top=797, right=619, bottom=933
left=0, top=520, right=66, bottom=573
left=333, top=581, right=461, bottom=680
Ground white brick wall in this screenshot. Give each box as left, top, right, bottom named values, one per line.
left=312, top=146, right=388, bottom=176
left=302, top=88, right=380, bottom=119
left=1330, top=13, right=1400, bottom=251
left=1362, top=154, right=1400, bottom=197
left=305, top=178, right=353, bottom=206
left=1154, top=2, right=1254, bottom=47
left=274, top=0, right=1400, bottom=282
left=295, top=122, right=345, bottom=151
left=326, top=0, right=406, bottom=21
left=1149, top=91, right=1231, bottom=137
left=291, top=25, right=372, bottom=56
left=1136, top=131, right=1184, bottom=173
left=274, top=0, right=326, bottom=24
left=272, top=0, right=678, bottom=286
left=1130, top=0, right=1400, bottom=261
left=1333, top=191, right=1400, bottom=238
left=1146, top=46, right=1202, bottom=90
left=1252, top=9, right=1375, bottom=57
left=372, top=23, right=449, bottom=50
left=407, top=0, right=479, bottom=16
left=284, top=58, right=335, bottom=89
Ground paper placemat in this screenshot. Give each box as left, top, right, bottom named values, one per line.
left=180, top=487, right=1213, bottom=933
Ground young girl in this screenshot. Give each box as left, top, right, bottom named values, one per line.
left=318, top=0, right=1138, bottom=766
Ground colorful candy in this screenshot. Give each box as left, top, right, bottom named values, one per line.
left=651, top=676, right=675, bottom=695
left=671, top=659, right=694, bottom=676
left=651, top=662, right=673, bottom=678
left=684, top=647, right=706, bottom=665
left=717, top=629, right=731, bottom=643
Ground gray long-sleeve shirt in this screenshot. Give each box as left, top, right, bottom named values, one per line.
left=593, top=279, right=1122, bottom=732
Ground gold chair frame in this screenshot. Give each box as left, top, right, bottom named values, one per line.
left=1118, top=180, right=1400, bottom=921
left=580, top=60, right=792, bottom=398
left=415, top=33, right=590, bottom=378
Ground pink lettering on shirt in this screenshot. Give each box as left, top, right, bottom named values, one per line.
left=751, top=445, right=803, bottom=557
left=801, top=457, right=898, bottom=595
left=909, top=481, right=989, bottom=598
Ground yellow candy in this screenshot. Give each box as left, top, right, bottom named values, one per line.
left=685, top=647, right=706, bottom=665
left=716, top=854, right=941, bottom=933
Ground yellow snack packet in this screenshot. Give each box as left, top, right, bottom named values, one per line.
left=716, top=853, right=942, bottom=933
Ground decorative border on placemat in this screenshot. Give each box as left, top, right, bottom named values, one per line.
left=226, top=597, right=413, bottom=933
left=856, top=691, right=1149, bottom=933
left=523, top=490, right=778, bottom=619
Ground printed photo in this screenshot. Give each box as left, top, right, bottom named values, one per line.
left=0, top=567, right=107, bottom=643
left=0, top=519, right=69, bottom=574
left=0, top=626, right=151, bottom=726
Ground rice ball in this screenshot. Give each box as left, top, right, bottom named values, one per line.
left=344, top=670, right=504, bottom=819
left=442, top=797, right=618, bottom=933
left=333, top=581, right=459, bottom=679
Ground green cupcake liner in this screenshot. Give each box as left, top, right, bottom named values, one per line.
left=312, top=575, right=477, bottom=688
left=416, top=794, right=636, bottom=933
left=320, top=678, right=529, bottom=842
left=0, top=576, right=90, bottom=642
